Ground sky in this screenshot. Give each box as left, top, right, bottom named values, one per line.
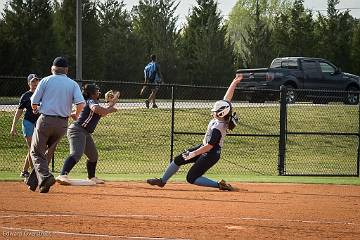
left=0, top=0, right=359, bottom=21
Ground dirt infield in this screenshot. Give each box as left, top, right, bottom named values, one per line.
left=0, top=181, right=359, bottom=240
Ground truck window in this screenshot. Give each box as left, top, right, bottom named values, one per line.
left=319, top=62, right=335, bottom=74
left=270, top=59, right=281, bottom=68
left=286, top=60, right=298, bottom=69
left=270, top=59, right=298, bottom=69
left=302, top=60, right=322, bottom=79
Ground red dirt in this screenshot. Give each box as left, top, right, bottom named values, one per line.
left=0, top=181, right=359, bottom=240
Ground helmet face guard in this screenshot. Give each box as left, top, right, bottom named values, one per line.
left=211, top=100, right=232, bottom=118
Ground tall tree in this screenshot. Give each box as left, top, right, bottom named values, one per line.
left=272, top=0, right=315, bottom=58
left=179, top=0, right=234, bottom=86
left=314, top=0, right=355, bottom=71
left=52, top=0, right=76, bottom=77
left=98, top=0, right=141, bottom=82
left=227, top=0, right=291, bottom=61
left=0, top=0, right=55, bottom=75
left=82, top=0, right=102, bottom=80
left=0, top=10, right=12, bottom=74
left=351, top=21, right=360, bottom=75
left=241, top=0, right=272, bottom=68
left=53, top=0, right=103, bottom=80
left=132, top=0, right=179, bottom=84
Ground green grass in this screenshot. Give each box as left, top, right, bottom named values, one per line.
left=0, top=102, right=359, bottom=184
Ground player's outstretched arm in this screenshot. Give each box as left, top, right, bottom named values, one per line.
left=92, top=91, right=120, bottom=117
left=182, top=144, right=214, bottom=160
left=224, top=74, right=243, bottom=102
left=91, top=105, right=117, bottom=117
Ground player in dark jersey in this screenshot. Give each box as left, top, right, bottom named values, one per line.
left=55, top=84, right=118, bottom=185
left=10, top=74, right=40, bottom=178
left=147, top=74, right=243, bottom=191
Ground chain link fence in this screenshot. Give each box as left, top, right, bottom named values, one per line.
left=283, top=88, right=359, bottom=176
left=0, top=76, right=359, bottom=177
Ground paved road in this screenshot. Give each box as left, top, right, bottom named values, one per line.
left=1, top=101, right=355, bottom=112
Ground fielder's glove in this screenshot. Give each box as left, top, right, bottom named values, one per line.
left=104, top=90, right=120, bottom=103
left=182, top=151, right=196, bottom=161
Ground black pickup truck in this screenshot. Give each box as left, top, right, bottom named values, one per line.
left=236, top=57, right=360, bottom=104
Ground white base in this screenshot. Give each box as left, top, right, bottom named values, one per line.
left=68, top=179, right=96, bottom=186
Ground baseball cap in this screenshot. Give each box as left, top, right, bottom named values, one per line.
left=27, top=74, right=39, bottom=82
left=53, top=56, right=68, bottom=68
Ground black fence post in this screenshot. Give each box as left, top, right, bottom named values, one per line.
left=52, top=154, right=55, bottom=172
left=170, top=86, right=175, bottom=162
left=278, top=85, right=287, bottom=176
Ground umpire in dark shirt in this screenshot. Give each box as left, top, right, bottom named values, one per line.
left=26, top=57, right=85, bottom=193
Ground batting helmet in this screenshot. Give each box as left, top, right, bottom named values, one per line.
left=211, top=100, right=232, bottom=118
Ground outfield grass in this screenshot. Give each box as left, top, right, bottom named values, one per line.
left=0, top=101, right=359, bottom=183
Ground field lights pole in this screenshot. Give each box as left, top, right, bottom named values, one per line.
left=76, top=0, right=82, bottom=82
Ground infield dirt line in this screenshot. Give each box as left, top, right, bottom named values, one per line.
left=0, top=212, right=356, bottom=226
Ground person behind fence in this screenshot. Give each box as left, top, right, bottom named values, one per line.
left=10, top=74, right=40, bottom=178
left=147, top=74, right=243, bottom=191
left=140, top=54, right=162, bottom=108
left=55, top=84, right=119, bottom=185
left=26, top=56, right=85, bottom=193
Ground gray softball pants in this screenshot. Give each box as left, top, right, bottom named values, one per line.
left=67, top=123, right=98, bottom=163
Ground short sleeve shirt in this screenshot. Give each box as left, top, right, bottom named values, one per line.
left=202, top=119, right=228, bottom=148
left=75, top=99, right=101, bottom=133
left=31, top=74, right=85, bottom=117
left=18, top=91, right=40, bottom=123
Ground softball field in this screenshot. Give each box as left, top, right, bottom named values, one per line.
left=0, top=181, right=359, bottom=240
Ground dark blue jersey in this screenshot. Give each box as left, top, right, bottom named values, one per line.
left=75, top=99, right=101, bottom=133
left=18, top=91, right=40, bottom=123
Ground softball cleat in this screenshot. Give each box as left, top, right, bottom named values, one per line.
left=89, top=177, right=105, bottom=184
left=147, top=178, right=166, bottom=187
left=218, top=179, right=234, bottom=191
left=56, top=175, right=71, bottom=185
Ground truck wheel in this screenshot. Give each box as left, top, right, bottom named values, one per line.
left=285, top=85, right=296, bottom=104
left=344, top=86, right=359, bottom=105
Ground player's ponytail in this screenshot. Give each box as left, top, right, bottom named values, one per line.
left=227, top=112, right=238, bottom=131
left=82, top=84, right=99, bottom=100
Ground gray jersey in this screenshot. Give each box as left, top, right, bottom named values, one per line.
left=202, top=119, right=228, bottom=148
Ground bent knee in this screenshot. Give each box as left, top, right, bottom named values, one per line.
left=69, top=154, right=82, bottom=163
left=174, top=154, right=186, bottom=166
left=186, top=174, right=197, bottom=184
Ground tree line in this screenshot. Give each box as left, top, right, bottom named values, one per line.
left=0, top=0, right=359, bottom=87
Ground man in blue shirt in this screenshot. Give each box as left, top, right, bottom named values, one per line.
left=140, top=54, right=162, bottom=108
left=26, top=57, right=85, bottom=193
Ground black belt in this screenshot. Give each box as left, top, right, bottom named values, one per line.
left=43, top=114, right=68, bottom=120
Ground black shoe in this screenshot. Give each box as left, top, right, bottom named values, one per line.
left=147, top=178, right=166, bottom=187
left=28, top=185, right=37, bottom=192
left=218, top=179, right=234, bottom=191
left=20, top=171, right=30, bottom=178
left=152, top=104, right=158, bottom=109
left=145, top=100, right=150, bottom=108
left=39, top=175, right=56, bottom=193
left=25, top=169, right=38, bottom=192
